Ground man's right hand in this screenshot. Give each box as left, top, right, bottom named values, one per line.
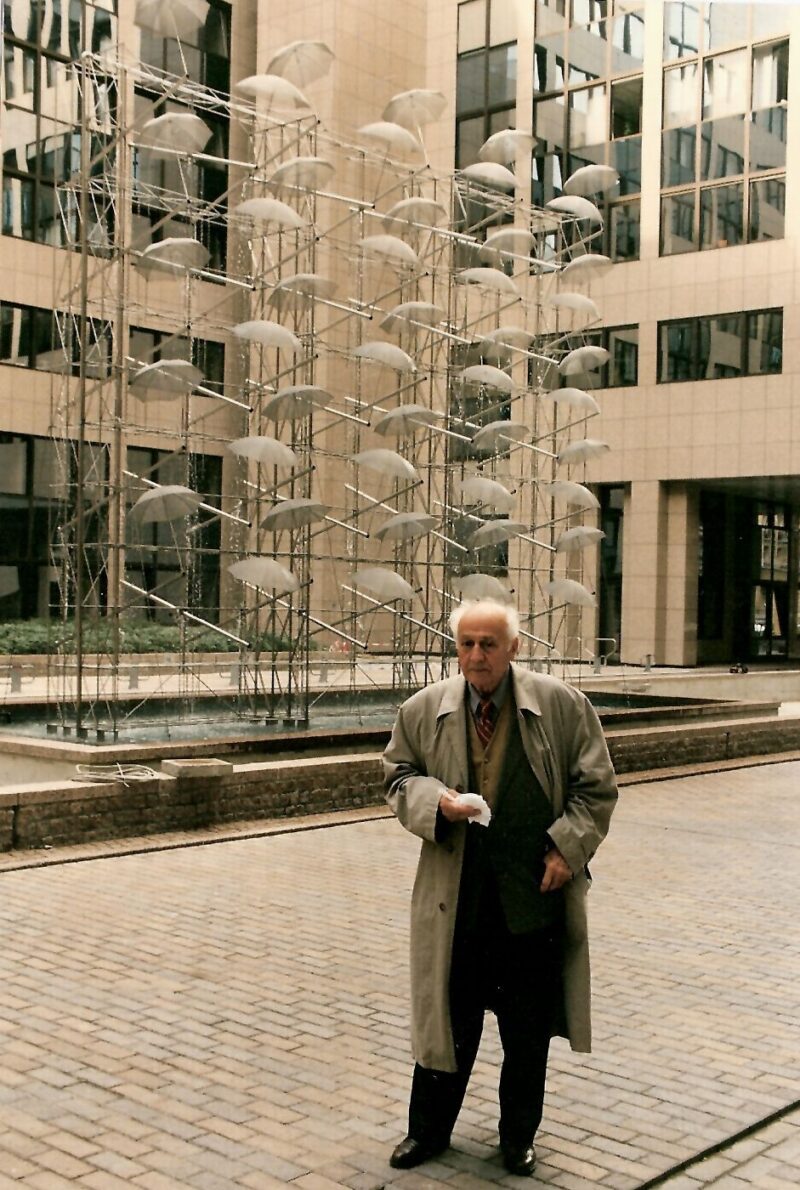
left=438, top=789, right=481, bottom=822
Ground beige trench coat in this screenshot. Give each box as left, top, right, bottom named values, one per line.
left=383, top=664, right=618, bottom=1073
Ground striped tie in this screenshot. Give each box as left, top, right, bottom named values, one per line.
left=476, top=696, right=496, bottom=748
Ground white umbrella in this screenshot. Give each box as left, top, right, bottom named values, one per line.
left=382, top=88, right=446, bottom=128
left=382, top=196, right=449, bottom=232
left=564, top=163, right=619, bottom=197
left=266, top=273, right=337, bottom=314
left=353, top=341, right=417, bottom=372
left=228, top=436, right=298, bottom=469
left=268, top=155, right=334, bottom=192
left=266, top=39, right=334, bottom=86
left=228, top=557, right=300, bottom=595
left=469, top=519, right=527, bottom=548
left=235, top=73, right=312, bottom=112
left=260, top=498, right=328, bottom=531
left=546, top=194, right=603, bottom=224
left=454, top=573, right=512, bottom=601
left=471, top=420, right=529, bottom=452
left=460, top=476, right=515, bottom=513
left=458, top=364, right=514, bottom=393
left=130, top=484, right=202, bottom=523
left=231, top=196, right=306, bottom=230
left=129, top=359, right=202, bottom=399
left=558, top=345, right=610, bottom=375
left=479, top=227, right=535, bottom=264
left=232, top=320, right=302, bottom=354
left=360, top=234, right=420, bottom=269
left=456, top=267, right=520, bottom=297
left=543, top=480, right=600, bottom=510
left=350, top=567, right=415, bottom=602
left=133, top=238, right=209, bottom=278
left=545, top=577, right=596, bottom=608
left=543, top=386, right=601, bottom=414
left=351, top=449, right=419, bottom=481
left=459, top=161, right=517, bottom=191
left=476, top=338, right=514, bottom=367
left=372, top=404, right=444, bottom=438
left=134, top=0, right=208, bottom=38
left=558, top=438, right=610, bottom=466
left=374, top=512, right=437, bottom=542
left=482, top=325, right=536, bottom=351
left=562, top=254, right=613, bottom=281
left=555, top=526, right=605, bottom=554
left=358, top=121, right=423, bottom=158
left=479, top=128, right=536, bottom=164
left=380, top=301, right=444, bottom=333
left=263, top=385, right=331, bottom=420
left=138, top=112, right=212, bottom=155
left=550, top=293, right=601, bottom=320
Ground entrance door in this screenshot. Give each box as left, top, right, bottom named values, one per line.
left=750, top=506, right=789, bottom=658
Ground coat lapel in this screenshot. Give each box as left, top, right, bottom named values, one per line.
left=433, top=675, right=469, bottom=791
left=510, top=665, right=556, bottom=803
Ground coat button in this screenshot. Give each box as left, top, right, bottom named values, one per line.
left=438, top=902, right=446, bottom=911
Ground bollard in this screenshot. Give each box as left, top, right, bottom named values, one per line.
left=128, top=664, right=139, bottom=690
left=10, top=666, right=22, bottom=693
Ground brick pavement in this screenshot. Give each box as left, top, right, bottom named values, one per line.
left=1, top=762, right=799, bottom=1188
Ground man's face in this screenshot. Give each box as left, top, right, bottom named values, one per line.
left=455, top=607, right=519, bottom=696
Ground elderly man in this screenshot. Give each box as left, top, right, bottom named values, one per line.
left=383, top=598, right=617, bottom=1176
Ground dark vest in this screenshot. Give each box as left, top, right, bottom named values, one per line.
left=458, top=695, right=563, bottom=936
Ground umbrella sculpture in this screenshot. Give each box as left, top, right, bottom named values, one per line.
left=558, top=345, right=610, bottom=375
left=555, top=526, right=606, bottom=553
left=460, top=476, right=515, bottom=513
left=133, top=238, right=209, bottom=278
left=129, top=359, right=203, bottom=400
left=231, top=196, right=306, bottom=229
left=458, top=364, right=514, bottom=393
left=134, top=0, right=209, bottom=38
left=359, top=235, right=421, bottom=270
left=563, top=163, right=619, bottom=197
left=382, top=196, right=449, bottom=233
left=228, top=557, right=300, bottom=595
left=543, top=480, right=601, bottom=510
left=350, top=567, right=415, bottom=601
left=260, top=499, right=329, bottom=531
left=266, top=39, right=334, bottom=86
left=542, top=387, right=601, bottom=414
left=546, top=194, right=603, bottom=224
left=455, top=573, right=512, bottom=602
left=469, top=519, right=527, bottom=548
left=266, top=273, right=337, bottom=314
left=478, top=128, right=536, bottom=164
left=459, top=161, right=517, bottom=191
left=374, top=512, right=437, bottom=542
left=382, top=88, right=446, bottom=129
left=557, top=439, right=610, bottom=466
left=353, top=341, right=417, bottom=372
left=228, top=436, right=298, bottom=469
left=372, top=405, right=445, bottom=438
left=267, top=156, right=335, bottom=192
left=358, top=122, right=424, bottom=158
left=262, top=385, right=332, bottom=420
left=456, top=267, right=520, bottom=297
left=130, top=485, right=202, bottom=523
left=232, top=320, right=302, bottom=354
left=234, top=74, right=312, bottom=113
left=351, top=449, right=419, bottom=482
left=545, top=577, right=596, bottom=608
left=138, top=112, right=212, bottom=155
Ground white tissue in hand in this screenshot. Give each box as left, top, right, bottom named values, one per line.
left=456, top=792, right=491, bottom=826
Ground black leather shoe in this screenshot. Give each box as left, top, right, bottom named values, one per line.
left=501, top=1143, right=536, bottom=1176
left=389, top=1135, right=449, bottom=1169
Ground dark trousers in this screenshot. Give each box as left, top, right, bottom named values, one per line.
left=407, top=903, right=563, bottom=1149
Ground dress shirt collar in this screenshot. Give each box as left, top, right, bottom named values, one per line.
left=467, top=668, right=511, bottom=715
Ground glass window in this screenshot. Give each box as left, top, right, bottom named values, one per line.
left=699, top=181, right=743, bottom=250
left=660, top=320, right=696, bottom=382
left=459, top=0, right=487, bottom=52
left=750, top=105, right=787, bottom=172
left=488, top=42, right=517, bottom=106
left=609, top=200, right=639, bottom=262
left=456, top=114, right=486, bottom=168
left=567, top=21, right=607, bottom=84
left=660, top=191, right=696, bottom=255
left=610, top=10, right=644, bottom=74
left=664, top=1, right=702, bottom=61
left=699, top=115, right=745, bottom=181
left=612, top=134, right=641, bottom=194
left=752, top=40, right=789, bottom=110
left=752, top=6, right=791, bottom=39
left=747, top=309, right=782, bottom=375
left=0, top=304, right=31, bottom=366
left=702, top=313, right=744, bottom=379
left=457, top=49, right=486, bottom=112
left=611, top=76, right=641, bottom=138
left=702, top=50, right=747, bottom=119
left=663, top=62, right=698, bottom=128
left=534, top=32, right=566, bottom=92
left=607, top=326, right=639, bottom=387
left=662, top=126, right=696, bottom=187
left=705, top=3, right=750, bottom=53
left=568, top=83, right=606, bottom=147
left=531, top=149, right=565, bottom=205
left=749, top=176, right=785, bottom=243
left=534, top=94, right=565, bottom=150
left=490, top=0, right=517, bottom=46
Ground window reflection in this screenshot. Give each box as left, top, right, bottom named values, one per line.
left=702, top=50, right=747, bottom=119
left=699, top=182, right=742, bottom=249
left=611, top=10, right=644, bottom=74
left=658, top=309, right=782, bottom=382
left=699, top=115, right=744, bottom=181
left=662, top=127, right=696, bottom=186
left=568, top=83, right=606, bottom=148
left=660, top=191, right=696, bottom=255
left=663, top=62, right=698, bottom=127
left=749, top=176, right=785, bottom=243
left=664, top=1, right=701, bottom=61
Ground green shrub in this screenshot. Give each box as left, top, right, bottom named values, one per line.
left=0, top=618, right=290, bottom=655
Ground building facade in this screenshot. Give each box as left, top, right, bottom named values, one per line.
left=1, top=0, right=798, bottom=676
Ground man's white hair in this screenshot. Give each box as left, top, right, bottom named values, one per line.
left=449, top=599, right=520, bottom=644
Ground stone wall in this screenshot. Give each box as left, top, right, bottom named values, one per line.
left=2, top=714, right=800, bottom=852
